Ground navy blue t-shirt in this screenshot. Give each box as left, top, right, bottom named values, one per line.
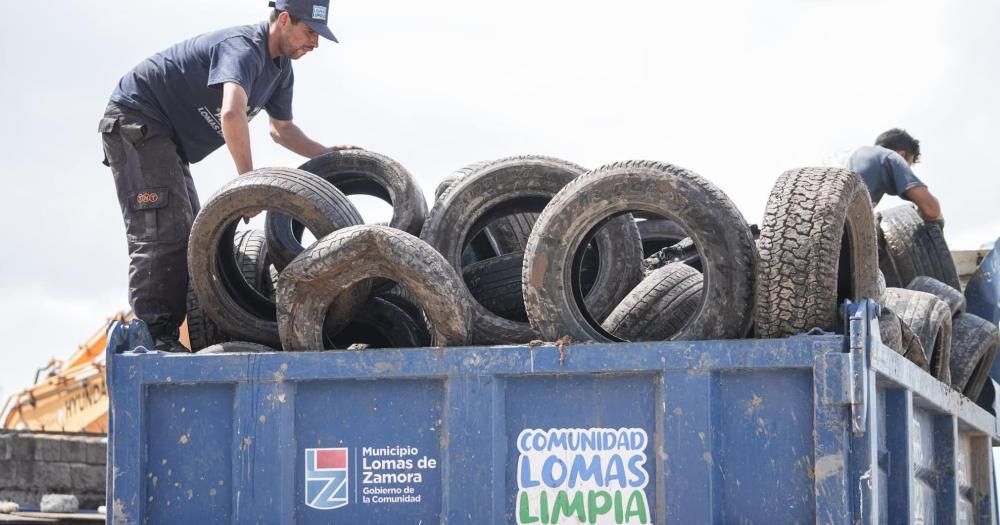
left=111, top=21, right=294, bottom=163
left=845, top=145, right=925, bottom=205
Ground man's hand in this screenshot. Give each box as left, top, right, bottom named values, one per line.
left=269, top=117, right=362, bottom=158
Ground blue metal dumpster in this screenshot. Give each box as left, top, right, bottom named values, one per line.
left=105, top=301, right=999, bottom=524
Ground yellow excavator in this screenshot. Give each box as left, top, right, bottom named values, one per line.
left=0, top=313, right=194, bottom=433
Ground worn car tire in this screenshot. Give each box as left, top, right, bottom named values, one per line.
left=463, top=252, right=527, bottom=322
left=636, top=219, right=688, bottom=257
left=266, top=149, right=427, bottom=273
left=187, top=229, right=274, bottom=351
left=377, top=285, right=432, bottom=346
left=906, top=276, right=966, bottom=316
left=486, top=213, right=539, bottom=254
left=524, top=160, right=756, bottom=342
left=422, top=155, right=643, bottom=344
left=277, top=226, right=474, bottom=350
left=756, top=167, right=879, bottom=338
left=601, top=263, right=703, bottom=341
left=188, top=168, right=369, bottom=347
left=328, top=297, right=430, bottom=349
left=950, top=313, right=1000, bottom=396
left=878, top=307, right=903, bottom=354
left=899, top=317, right=930, bottom=371
left=883, top=287, right=953, bottom=383
left=879, top=204, right=961, bottom=291
left=196, top=341, right=278, bottom=354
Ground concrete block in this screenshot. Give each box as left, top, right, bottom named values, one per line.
left=0, top=435, right=35, bottom=461
left=10, top=461, right=35, bottom=487
left=40, top=494, right=79, bottom=513
left=84, top=440, right=107, bottom=465
left=33, top=436, right=61, bottom=462
left=60, top=439, right=88, bottom=463
left=0, top=460, right=14, bottom=486
left=33, top=463, right=71, bottom=491
left=69, top=464, right=106, bottom=493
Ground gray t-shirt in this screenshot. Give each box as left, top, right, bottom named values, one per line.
left=111, top=21, right=294, bottom=163
left=845, top=145, right=925, bottom=205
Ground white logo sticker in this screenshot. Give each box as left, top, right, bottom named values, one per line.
left=312, top=5, right=328, bottom=20
left=516, top=427, right=651, bottom=524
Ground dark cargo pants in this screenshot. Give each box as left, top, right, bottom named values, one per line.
left=100, top=102, right=200, bottom=340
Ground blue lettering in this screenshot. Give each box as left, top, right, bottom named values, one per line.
left=546, top=431, right=568, bottom=451
left=567, top=454, right=604, bottom=488
left=541, top=455, right=568, bottom=488
left=630, top=431, right=646, bottom=450
left=519, top=457, right=539, bottom=488
left=627, top=454, right=648, bottom=488
left=605, top=454, right=627, bottom=488
left=532, top=433, right=547, bottom=451
left=519, top=430, right=533, bottom=453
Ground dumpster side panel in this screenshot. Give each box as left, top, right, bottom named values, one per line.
left=145, top=384, right=234, bottom=523
left=716, top=369, right=816, bottom=523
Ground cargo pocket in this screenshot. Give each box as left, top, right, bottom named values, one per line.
left=99, top=116, right=122, bottom=167
left=125, top=188, right=169, bottom=243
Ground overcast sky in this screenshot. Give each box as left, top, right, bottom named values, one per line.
left=0, top=0, right=997, bottom=398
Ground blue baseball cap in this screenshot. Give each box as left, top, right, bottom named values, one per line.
left=269, top=0, right=339, bottom=43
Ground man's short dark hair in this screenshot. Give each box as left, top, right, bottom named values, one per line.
left=269, top=9, right=301, bottom=24
left=875, top=128, right=921, bottom=163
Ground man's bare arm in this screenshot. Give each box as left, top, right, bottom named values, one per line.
left=221, top=82, right=253, bottom=175
left=904, top=186, right=942, bottom=221
left=269, top=117, right=357, bottom=158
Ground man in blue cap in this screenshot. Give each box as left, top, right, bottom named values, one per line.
left=99, top=0, right=352, bottom=352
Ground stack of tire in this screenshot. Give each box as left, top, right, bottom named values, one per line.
left=754, top=167, right=996, bottom=401
left=184, top=152, right=760, bottom=354
left=874, top=205, right=999, bottom=401
left=181, top=152, right=997, bottom=405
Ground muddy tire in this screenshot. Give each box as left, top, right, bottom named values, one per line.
left=463, top=252, right=527, bottom=322
left=422, top=155, right=642, bottom=344
left=637, top=219, right=688, bottom=257
left=277, top=226, right=473, bottom=350
left=906, top=276, right=965, bottom=316
left=878, top=307, right=903, bottom=354
left=188, top=168, right=369, bottom=347
left=377, top=285, right=432, bottom=346
left=878, top=204, right=961, bottom=291
left=601, top=263, right=703, bottom=341
left=328, top=297, right=430, bottom=349
left=524, top=160, right=756, bottom=342
left=884, top=287, right=953, bottom=383
left=186, top=230, right=274, bottom=351
left=185, top=286, right=228, bottom=352
left=266, top=150, right=427, bottom=273
left=950, top=313, right=1000, bottom=395
left=756, top=167, right=879, bottom=338
left=486, top=213, right=538, bottom=254
left=196, top=341, right=278, bottom=354
left=899, top=318, right=930, bottom=371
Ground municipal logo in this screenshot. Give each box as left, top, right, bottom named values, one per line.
left=312, top=5, right=328, bottom=20
left=305, top=448, right=349, bottom=510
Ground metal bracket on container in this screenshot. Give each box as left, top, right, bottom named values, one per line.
left=844, top=299, right=878, bottom=436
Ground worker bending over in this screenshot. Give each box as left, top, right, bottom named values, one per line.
left=100, top=0, right=355, bottom=352
left=846, top=128, right=942, bottom=222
